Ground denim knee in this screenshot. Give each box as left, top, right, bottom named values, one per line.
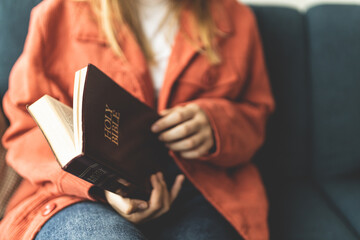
left=35, top=201, right=147, bottom=240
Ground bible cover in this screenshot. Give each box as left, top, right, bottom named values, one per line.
left=29, top=64, right=170, bottom=200
left=74, top=64, right=169, bottom=200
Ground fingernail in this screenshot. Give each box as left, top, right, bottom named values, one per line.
left=139, top=203, right=148, bottom=210
left=152, top=174, right=158, bottom=181
left=180, top=175, right=185, bottom=182
left=151, top=125, right=159, bottom=132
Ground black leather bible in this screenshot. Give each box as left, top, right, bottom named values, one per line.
left=27, top=64, right=169, bottom=200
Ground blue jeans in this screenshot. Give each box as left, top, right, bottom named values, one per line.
left=35, top=187, right=242, bottom=240
left=35, top=161, right=242, bottom=240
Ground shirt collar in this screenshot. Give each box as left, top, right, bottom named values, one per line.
left=73, top=1, right=233, bottom=46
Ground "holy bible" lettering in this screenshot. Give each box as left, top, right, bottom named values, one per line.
left=104, top=104, right=120, bottom=145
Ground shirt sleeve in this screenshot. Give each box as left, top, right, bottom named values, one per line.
left=190, top=12, right=275, bottom=168
left=2, top=6, right=95, bottom=200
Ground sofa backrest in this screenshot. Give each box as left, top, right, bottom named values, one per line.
left=252, top=6, right=313, bottom=179
left=308, top=5, right=360, bottom=178
left=253, top=4, right=360, bottom=181
left=0, top=0, right=42, bottom=97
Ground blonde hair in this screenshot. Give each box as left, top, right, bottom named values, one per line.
left=88, top=0, right=220, bottom=64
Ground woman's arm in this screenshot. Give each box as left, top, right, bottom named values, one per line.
left=2, top=5, right=94, bottom=200
left=152, top=13, right=275, bottom=168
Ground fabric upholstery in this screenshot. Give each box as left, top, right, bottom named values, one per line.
left=307, top=6, right=360, bottom=238
left=0, top=108, right=20, bottom=219
left=308, top=5, right=360, bottom=178
left=0, top=0, right=42, bottom=97
left=268, top=180, right=358, bottom=240
left=252, top=5, right=360, bottom=239
left=319, top=178, right=360, bottom=238
left=251, top=6, right=312, bottom=179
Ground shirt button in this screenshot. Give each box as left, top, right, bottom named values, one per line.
left=42, top=203, right=57, bottom=216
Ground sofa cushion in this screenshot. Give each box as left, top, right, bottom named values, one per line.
left=307, top=5, right=360, bottom=178
left=268, top=179, right=358, bottom=240
left=0, top=0, right=42, bottom=97
left=251, top=6, right=312, bottom=179
left=319, top=177, right=360, bottom=238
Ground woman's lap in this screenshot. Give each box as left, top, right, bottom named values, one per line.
left=36, top=162, right=242, bottom=240
left=35, top=196, right=241, bottom=240
left=140, top=191, right=241, bottom=240
left=34, top=201, right=146, bottom=240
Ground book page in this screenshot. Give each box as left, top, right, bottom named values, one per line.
left=28, top=95, right=78, bottom=167
left=73, top=66, right=88, bottom=153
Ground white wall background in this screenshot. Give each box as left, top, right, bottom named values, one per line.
left=240, top=0, right=360, bottom=11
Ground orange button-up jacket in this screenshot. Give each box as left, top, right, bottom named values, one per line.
left=0, top=0, right=275, bottom=239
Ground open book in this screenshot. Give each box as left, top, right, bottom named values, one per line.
left=27, top=64, right=169, bottom=200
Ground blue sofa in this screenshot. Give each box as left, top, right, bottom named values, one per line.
left=252, top=5, right=360, bottom=240
left=0, top=1, right=359, bottom=239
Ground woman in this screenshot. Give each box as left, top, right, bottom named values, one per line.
left=0, top=0, right=274, bottom=239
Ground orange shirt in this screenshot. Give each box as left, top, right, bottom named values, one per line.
left=0, top=0, right=274, bottom=239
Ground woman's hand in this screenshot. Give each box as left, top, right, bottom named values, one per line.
left=151, top=103, right=215, bottom=159
left=105, top=172, right=184, bottom=224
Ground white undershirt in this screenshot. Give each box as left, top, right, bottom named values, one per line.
left=137, top=0, right=178, bottom=97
